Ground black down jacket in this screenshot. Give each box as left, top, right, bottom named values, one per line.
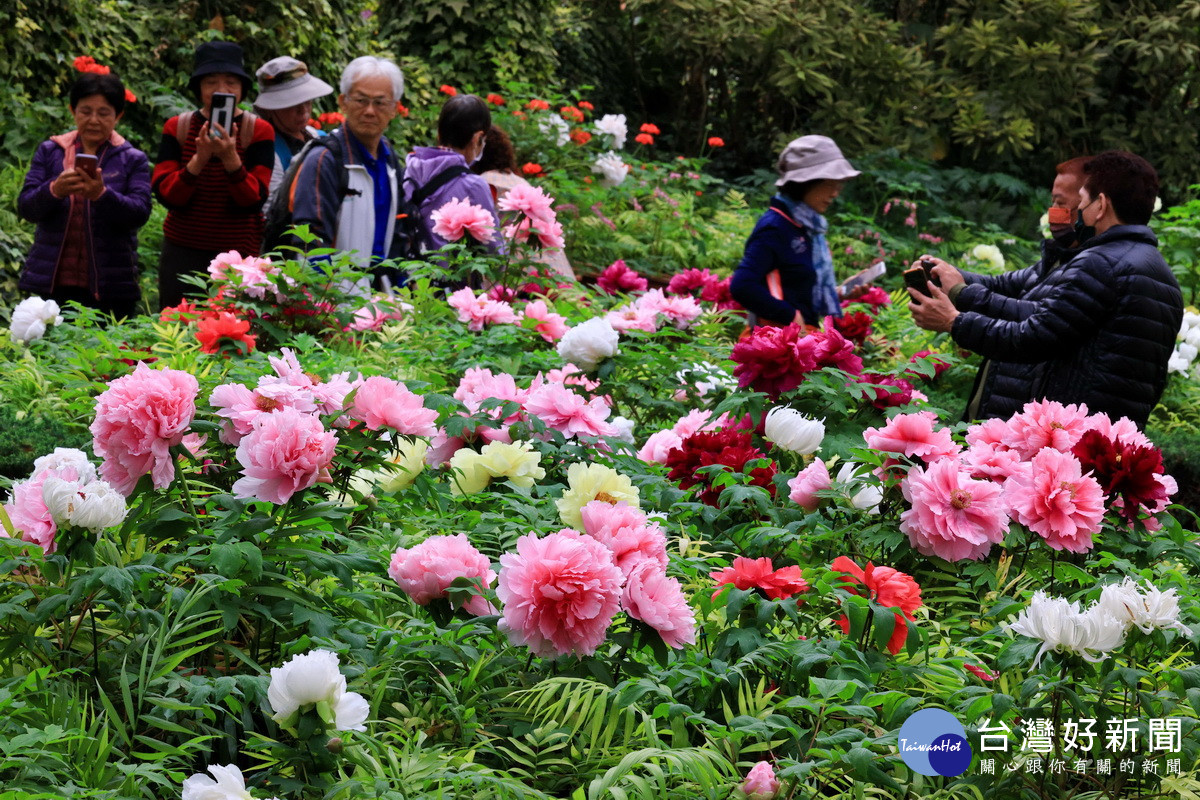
left=950, top=225, right=1182, bottom=427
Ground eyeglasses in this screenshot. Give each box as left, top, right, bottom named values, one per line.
left=345, top=95, right=394, bottom=111
left=75, top=107, right=116, bottom=120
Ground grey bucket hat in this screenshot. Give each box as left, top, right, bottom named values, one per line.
left=775, top=135, right=861, bottom=186
left=253, top=56, right=334, bottom=110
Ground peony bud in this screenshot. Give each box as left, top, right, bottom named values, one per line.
left=763, top=408, right=825, bottom=454
left=742, top=760, right=780, bottom=799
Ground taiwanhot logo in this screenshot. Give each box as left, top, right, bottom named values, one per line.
left=898, top=708, right=973, bottom=777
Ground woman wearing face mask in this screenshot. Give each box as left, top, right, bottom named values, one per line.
left=403, top=94, right=501, bottom=255
left=730, top=135, right=861, bottom=329
left=18, top=71, right=151, bottom=319
left=151, top=41, right=275, bottom=309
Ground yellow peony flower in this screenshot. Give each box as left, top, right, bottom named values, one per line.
left=555, top=462, right=640, bottom=529
left=379, top=437, right=429, bottom=493
left=448, top=448, right=493, bottom=495
left=970, top=244, right=1005, bottom=271
left=448, top=440, right=546, bottom=495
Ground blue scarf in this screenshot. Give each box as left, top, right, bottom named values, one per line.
left=775, top=194, right=842, bottom=319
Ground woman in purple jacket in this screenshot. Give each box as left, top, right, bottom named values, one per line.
left=18, top=72, right=152, bottom=319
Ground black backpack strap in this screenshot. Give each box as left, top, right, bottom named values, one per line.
left=409, top=165, right=470, bottom=208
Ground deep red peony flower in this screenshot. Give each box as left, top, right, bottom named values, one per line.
left=830, top=556, right=922, bottom=655
left=832, top=310, right=873, bottom=345
left=635, top=132, right=655, bottom=146
left=708, top=136, right=725, bottom=147
left=522, top=162, right=543, bottom=176
left=196, top=312, right=256, bottom=356
left=485, top=93, right=506, bottom=105
left=842, top=285, right=891, bottom=311
left=526, top=98, right=550, bottom=111
left=640, top=123, right=661, bottom=135
left=439, top=84, right=457, bottom=96
left=858, top=373, right=914, bottom=409
left=710, top=556, right=809, bottom=600
left=665, top=429, right=777, bottom=507
left=731, top=324, right=863, bottom=399
left=1072, top=430, right=1168, bottom=523
left=905, top=350, right=951, bottom=382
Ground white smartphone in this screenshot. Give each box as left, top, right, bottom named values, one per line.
left=839, top=261, right=887, bottom=295
left=210, top=92, right=237, bottom=139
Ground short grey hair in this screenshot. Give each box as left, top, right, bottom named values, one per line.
left=340, top=56, right=404, bottom=101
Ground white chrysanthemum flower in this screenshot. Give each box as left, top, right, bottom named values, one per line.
left=557, top=317, right=620, bottom=371
left=181, top=764, right=253, bottom=800
left=592, top=151, right=628, bottom=188
left=539, top=113, right=570, bottom=147
left=836, top=461, right=882, bottom=514
left=1006, top=591, right=1126, bottom=665
left=1096, top=578, right=1193, bottom=636
left=970, top=244, right=1005, bottom=271
left=594, top=114, right=628, bottom=149
left=764, top=408, right=825, bottom=455
left=268, top=649, right=368, bottom=731
left=9, top=297, right=63, bottom=343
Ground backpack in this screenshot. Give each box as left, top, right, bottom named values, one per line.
left=260, top=134, right=349, bottom=254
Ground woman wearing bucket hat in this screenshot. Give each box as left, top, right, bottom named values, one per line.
left=253, top=56, right=334, bottom=208
left=151, top=40, right=276, bottom=309
left=730, top=135, right=861, bottom=328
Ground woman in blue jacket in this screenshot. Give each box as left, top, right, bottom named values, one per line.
left=731, top=135, right=859, bottom=328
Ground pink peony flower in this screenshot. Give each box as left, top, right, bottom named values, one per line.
left=742, top=761, right=780, bottom=799
left=596, top=259, right=648, bottom=295
left=637, top=429, right=683, bottom=464
left=962, top=442, right=1029, bottom=485
left=425, top=429, right=466, bottom=467
left=524, top=383, right=615, bottom=439
left=455, top=367, right=530, bottom=410
left=605, top=304, right=660, bottom=333
left=539, top=365, right=601, bottom=393
left=1003, top=399, right=1091, bottom=459
left=447, top=287, right=520, bottom=331
left=496, top=529, right=625, bottom=657
left=666, top=268, right=718, bottom=297
left=431, top=197, right=495, bottom=243
left=788, top=459, right=831, bottom=511
left=900, top=457, right=1010, bottom=561
left=2, top=466, right=89, bottom=553
left=522, top=300, right=569, bottom=342
left=965, top=417, right=1015, bottom=449
left=504, top=216, right=565, bottom=250
left=621, top=561, right=696, bottom=648
left=635, top=288, right=703, bottom=329
left=863, top=411, right=960, bottom=465
left=388, top=534, right=497, bottom=615
left=579, top=500, right=668, bottom=575
left=497, top=182, right=555, bottom=221
left=90, top=364, right=198, bottom=495
left=209, top=381, right=319, bottom=446
left=231, top=406, right=337, bottom=504
left=262, top=349, right=355, bottom=414
left=1082, top=412, right=1154, bottom=450
left=349, top=377, right=438, bottom=436
left=1006, top=447, right=1106, bottom=553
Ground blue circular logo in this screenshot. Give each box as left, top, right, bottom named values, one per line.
left=898, top=709, right=972, bottom=777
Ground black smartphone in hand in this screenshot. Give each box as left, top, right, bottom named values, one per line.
left=210, top=92, right=237, bottom=139
left=904, top=266, right=932, bottom=296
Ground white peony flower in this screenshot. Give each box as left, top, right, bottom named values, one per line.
left=1177, top=342, right=1198, bottom=363
left=1168, top=352, right=1191, bottom=375
left=33, top=448, right=97, bottom=482
left=9, top=297, right=63, bottom=343
left=609, top=416, right=636, bottom=444
left=1096, top=578, right=1193, bottom=636
left=41, top=477, right=126, bottom=531
left=594, top=114, right=628, bottom=149
left=1184, top=325, right=1200, bottom=349
left=970, top=244, right=1005, bottom=271
left=592, top=151, right=628, bottom=188
left=268, top=649, right=369, bottom=731
left=763, top=408, right=825, bottom=454
left=539, top=113, right=570, bottom=147
left=181, top=764, right=253, bottom=800
left=556, top=317, right=620, bottom=371
left=1006, top=591, right=1126, bottom=665
left=836, top=462, right=882, bottom=514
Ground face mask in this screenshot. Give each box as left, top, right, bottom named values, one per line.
left=469, top=137, right=486, bottom=166
left=1074, top=198, right=1096, bottom=243
left=1046, top=207, right=1072, bottom=226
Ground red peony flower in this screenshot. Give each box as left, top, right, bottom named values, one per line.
left=485, top=93, right=506, bottom=105
left=596, top=259, right=647, bottom=294
left=570, top=128, right=592, bottom=145
left=830, top=556, right=922, bottom=655
left=74, top=55, right=111, bottom=75
left=318, top=111, right=344, bottom=126
left=196, top=312, right=256, bottom=356
left=521, top=162, right=543, bottom=176
left=843, top=285, right=891, bottom=311
left=124, top=88, right=137, bottom=104
left=439, top=84, right=458, bottom=96
left=832, top=310, right=873, bottom=345
left=560, top=105, right=584, bottom=123
left=710, top=556, right=809, bottom=600
left=308, top=117, right=321, bottom=130
left=635, top=132, right=655, bottom=146
left=396, top=102, right=409, bottom=117
left=858, top=373, right=914, bottom=409
left=512, top=110, right=527, bottom=119
left=965, top=663, right=996, bottom=681
left=905, top=350, right=951, bottom=382
left=578, top=100, right=594, bottom=111
left=665, top=429, right=777, bottom=507
left=730, top=324, right=863, bottom=399
left=1072, top=430, right=1169, bottom=523
left=708, top=136, right=725, bottom=147
left=160, top=299, right=201, bottom=323
left=526, top=98, right=550, bottom=111
left=640, top=123, right=661, bottom=135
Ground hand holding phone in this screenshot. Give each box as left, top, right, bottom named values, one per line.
left=75, top=153, right=98, bottom=179
left=209, top=92, right=237, bottom=140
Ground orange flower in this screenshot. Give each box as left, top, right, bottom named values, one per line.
left=124, top=88, right=137, bottom=104
left=73, top=55, right=110, bottom=75
left=635, top=132, right=654, bottom=146
left=560, top=105, right=584, bottom=123
left=583, top=176, right=593, bottom=183
left=512, top=110, right=527, bottom=119
left=526, top=98, right=550, bottom=111
left=318, top=111, right=345, bottom=126
left=830, top=556, right=922, bottom=655
left=396, top=102, right=409, bottom=117
left=639, top=123, right=660, bottom=135
left=570, top=128, right=592, bottom=145
left=578, top=100, right=594, bottom=111
left=522, top=162, right=543, bottom=176
left=439, top=85, right=458, bottom=96
left=486, top=93, right=506, bottom=105
left=707, top=136, right=725, bottom=147
left=196, top=312, right=256, bottom=356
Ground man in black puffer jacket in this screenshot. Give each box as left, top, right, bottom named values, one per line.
left=910, top=150, right=1183, bottom=428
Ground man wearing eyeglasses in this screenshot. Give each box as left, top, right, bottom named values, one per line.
left=288, top=56, right=405, bottom=275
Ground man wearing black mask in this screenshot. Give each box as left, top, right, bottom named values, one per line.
left=908, top=153, right=1182, bottom=427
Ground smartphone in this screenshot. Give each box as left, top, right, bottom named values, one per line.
left=75, top=153, right=98, bottom=178
left=210, top=92, right=237, bottom=139
left=839, top=261, right=887, bottom=296
left=904, top=266, right=932, bottom=296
